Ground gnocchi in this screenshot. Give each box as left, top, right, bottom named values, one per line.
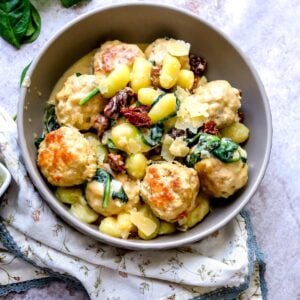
left=148, top=93, right=177, bottom=123
left=159, top=54, right=181, bottom=89
left=130, top=57, right=152, bottom=93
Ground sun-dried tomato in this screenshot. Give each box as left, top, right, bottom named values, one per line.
left=120, top=105, right=151, bottom=127
left=150, top=65, right=161, bottom=88
left=108, top=153, right=125, bottom=172
left=238, top=111, right=244, bottom=123
left=104, top=87, right=134, bottom=119
left=189, top=54, right=207, bottom=76
left=202, top=121, right=220, bottom=136
left=92, top=114, right=109, bottom=137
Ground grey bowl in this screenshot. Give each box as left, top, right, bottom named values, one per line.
left=18, top=3, right=272, bottom=250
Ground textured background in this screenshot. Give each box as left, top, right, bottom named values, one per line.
left=0, top=0, right=299, bottom=299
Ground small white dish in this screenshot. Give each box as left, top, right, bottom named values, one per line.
left=0, top=162, right=11, bottom=198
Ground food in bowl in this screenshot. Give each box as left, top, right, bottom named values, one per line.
left=35, top=38, right=250, bottom=240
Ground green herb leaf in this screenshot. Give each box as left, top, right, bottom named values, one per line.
left=75, top=72, right=82, bottom=77
left=186, top=133, right=220, bottom=166
left=0, top=0, right=41, bottom=48
left=107, top=138, right=118, bottom=151
left=112, top=188, right=128, bottom=203
left=185, top=131, right=201, bottom=147
left=20, top=61, right=31, bottom=86
left=22, top=3, right=41, bottom=43
left=140, top=124, right=164, bottom=147
left=60, top=0, right=86, bottom=8
left=0, top=0, right=31, bottom=48
left=93, top=169, right=112, bottom=209
left=79, top=88, right=100, bottom=106
left=212, top=138, right=239, bottom=163
left=44, top=105, right=60, bottom=133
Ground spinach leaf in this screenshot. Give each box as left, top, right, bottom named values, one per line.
left=150, top=124, right=164, bottom=144
left=185, top=131, right=201, bottom=147
left=140, top=124, right=164, bottom=147
left=20, top=61, right=31, bottom=86
left=44, top=105, right=60, bottom=133
left=61, top=0, right=86, bottom=8
left=212, top=138, right=239, bottom=163
left=186, top=133, right=220, bottom=167
left=93, top=169, right=111, bottom=208
left=0, top=0, right=41, bottom=48
left=112, top=188, right=128, bottom=203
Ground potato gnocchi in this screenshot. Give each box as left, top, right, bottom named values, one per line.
left=36, top=38, right=250, bottom=240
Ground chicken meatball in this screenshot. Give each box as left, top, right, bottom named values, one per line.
left=86, top=174, right=140, bottom=217
left=195, top=157, right=248, bottom=198
left=145, top=38, right=190, bottom=67
left=93, top=40, right=145, bottom=76
left=55, top=74, right=104, bottom=130
left=140, top=162, right=200, bottom=222
left=175, top=80, right=241, bottom=132
left=37, top=127, right=97, bottom=186
left=195, top=80, right=241, bottom=128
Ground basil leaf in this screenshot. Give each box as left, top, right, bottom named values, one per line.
left=44, top=105, right=60, bottom=133
left=61, top=0, right=86, bottom=8
left=112, top=188, right=128, bottom=203
left=20, top=61, right=31, bottom=86
left=22, top=3, right=41, bottom=43
left=0, top=0, right=31, bottom=48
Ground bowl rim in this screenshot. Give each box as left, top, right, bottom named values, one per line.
left=18, top=2, right=272, bottom=250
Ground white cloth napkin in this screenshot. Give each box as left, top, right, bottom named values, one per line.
left=0, top=108, right=266, bottom=299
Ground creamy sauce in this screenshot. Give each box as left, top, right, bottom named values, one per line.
left=48, top=44, right=147, bottom=103
left=48, top=50, right=96, bottom=104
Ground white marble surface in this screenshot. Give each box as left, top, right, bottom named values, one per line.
left=0, top=0, right=299, bottom=299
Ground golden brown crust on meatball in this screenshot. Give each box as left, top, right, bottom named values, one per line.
left=55, top=74, right=105, bottom=130
left=37, top=127, right=97, bottom=186
left=140, top=162, right=199, bottom=222
left=93, top=40, right=145, bottom=75
left=195, top=157, right=248, bottom=198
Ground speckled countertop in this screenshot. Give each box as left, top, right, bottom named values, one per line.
left=0, top=0, right=299, bottom=299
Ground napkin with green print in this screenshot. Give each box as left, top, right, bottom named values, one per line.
left=0, top=108, right=267, bottom=300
